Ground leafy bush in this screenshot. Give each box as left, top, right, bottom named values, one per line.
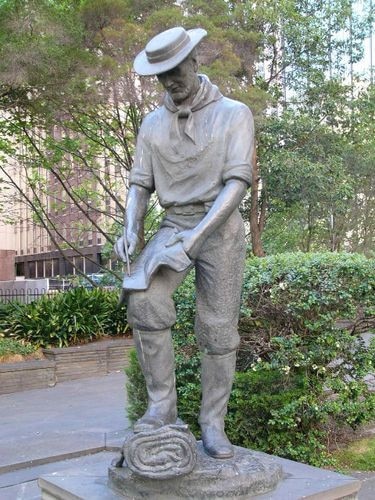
left=126, top=252, right=375, bottom=466
left=0, top=301, right=16, bottom=330
left=2, top=288, right=128, bottom=348
left=0, top=337, right=37, bottom=358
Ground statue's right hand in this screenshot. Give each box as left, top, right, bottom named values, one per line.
left=114, top=229, right=139, bottom=262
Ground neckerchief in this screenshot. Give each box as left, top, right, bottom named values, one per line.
left=164, top=74, right=222, bottom=144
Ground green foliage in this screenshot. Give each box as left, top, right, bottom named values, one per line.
left=0, top=301, right=15, bottom=330
left=2, top=288, right=128, bottom=348
left=126, top=252, right=375, bottom=466
left=0, top=0, right=373, bottom=261
left=332, top=436, right=375, bottom=472
left=125, top=349, right=148, bottom=423
left=226, top=370, right=331, bottom=466
left=0, top=337, right=37, bottom=358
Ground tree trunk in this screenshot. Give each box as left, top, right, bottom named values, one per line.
left=250, top=149, right=265, bottom=257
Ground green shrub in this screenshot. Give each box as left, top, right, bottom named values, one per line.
left=0, top=337, right=37, bottom=358
left=0, top=301, right=17, bottom=331
left=126, top=252, right=375, bottom=466
left=3, top=288, right=128, bottom=348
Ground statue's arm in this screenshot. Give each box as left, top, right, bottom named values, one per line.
left=114, top=184, right=151, bottom=261
left=166, top=179, right=248, bottom=258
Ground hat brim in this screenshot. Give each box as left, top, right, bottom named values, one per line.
left=133, top=28, right=207, bottom=76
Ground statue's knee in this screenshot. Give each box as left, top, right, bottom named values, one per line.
left=127, top=290, right=176, bottom=331
left=196, top=327, right=240, bottom=356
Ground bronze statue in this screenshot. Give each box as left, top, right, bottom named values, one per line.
left=115, top=26, right=254, bottom=460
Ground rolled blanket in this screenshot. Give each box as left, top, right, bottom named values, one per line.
left=122, top=423, right=197, bottom=479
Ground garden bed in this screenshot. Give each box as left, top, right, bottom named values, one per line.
left=0, top=337, right=134, bottom=395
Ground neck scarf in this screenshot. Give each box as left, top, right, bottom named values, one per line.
left=164, top=74, right=222, bottom=144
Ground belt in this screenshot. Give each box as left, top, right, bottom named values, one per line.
left=165, top=202, right=213, bottom=216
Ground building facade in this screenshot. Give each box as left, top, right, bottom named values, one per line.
left=0, top=141, right=125, bottom=281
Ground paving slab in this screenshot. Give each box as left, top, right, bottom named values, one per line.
left=0, top=451, right=119, bottom=500
left=0, top=480, right=41, bottom=500
left=0, top=372, right=128, bottom=473
left=351, top=471, right=375, bottom=499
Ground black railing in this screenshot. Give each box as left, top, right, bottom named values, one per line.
left=0, top=288, right=62, bottom=304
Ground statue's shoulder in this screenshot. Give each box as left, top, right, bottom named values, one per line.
left=140, top=106, right=166, bottom=130
left=216, top=96, right=253, bottom=125
left=138, top=108, right=165, bottom=141
left=220, top=96, right=252, bottom=113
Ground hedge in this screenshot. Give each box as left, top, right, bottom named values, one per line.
left=126, top=252, right=375, bottom=466
left=0, top=287, right=128, bottom=348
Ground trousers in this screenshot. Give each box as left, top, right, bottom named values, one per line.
left=127, top=208, right=246, bottom=355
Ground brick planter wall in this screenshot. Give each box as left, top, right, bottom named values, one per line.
left=0, top=338, right=134, bottom=394
left=0, top=360, right=56, bottom=394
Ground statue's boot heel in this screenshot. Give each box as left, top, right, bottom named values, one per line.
left=201, top=424, right=234, bottom=459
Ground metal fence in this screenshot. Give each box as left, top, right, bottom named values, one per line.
left=0, top=288, right=64, bottom=304
left=0, top=278, right=73, bottom=304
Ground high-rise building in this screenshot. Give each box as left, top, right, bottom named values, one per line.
left=0, top=148, right=125, bottom=282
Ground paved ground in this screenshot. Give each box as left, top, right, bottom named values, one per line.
left=0, top=371, right=374, bottom=499
left=0, top=372, right=128, bottom=499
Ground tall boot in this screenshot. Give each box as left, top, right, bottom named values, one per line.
left=133, top=329, right=177, bottom=433
left=199, top=351, right=236, bottom=459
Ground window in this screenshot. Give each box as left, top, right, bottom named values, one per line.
left=64, top=260, right=73, bottom=276
left=37, top=261, right=44, bottom=277
left=52, top=259, right=59, bottom=276
left=45, top=260, right=52, bottom=277
left=16, top=262, right=25, bottom=276
left=28, top=261, right=36, bottom=278
left=74, top=256, right=84, bottom=273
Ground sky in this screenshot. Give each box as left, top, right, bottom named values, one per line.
left=353, top=0, right=374, bottom=80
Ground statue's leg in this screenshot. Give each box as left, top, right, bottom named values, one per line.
left=127, top=265, right=189, bottom=432
left=132, top=328, right=177, bottom=432
left=199, top=351, right=237, bottom=458
left=195, top=210, right=246, bottom=458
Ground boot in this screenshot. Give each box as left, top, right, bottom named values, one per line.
left=199, top=351, right=236, bottom=459
left=133, top=329, right=177, bottom=433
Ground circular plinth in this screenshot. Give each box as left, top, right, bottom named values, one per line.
left=109, top=441, right=283, bottom=499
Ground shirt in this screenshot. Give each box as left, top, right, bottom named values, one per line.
left=130, top=75, right=254, bottom=208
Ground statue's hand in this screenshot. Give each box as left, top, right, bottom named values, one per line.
left=165, top=229, right=202, bottom=259
left=114, top=229, right=139, bottom=262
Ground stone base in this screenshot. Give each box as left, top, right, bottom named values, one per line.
left=38, top=448, right=361, bottom=500
left=110, top=442, right=282, bottom=498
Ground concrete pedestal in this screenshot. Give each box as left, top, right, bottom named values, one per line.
left=110, top=442, right=282, bottom=498
left=38, top=446, right=361, bottom=500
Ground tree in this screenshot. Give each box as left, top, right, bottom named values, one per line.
left=0, top=0, right=373, bottom=270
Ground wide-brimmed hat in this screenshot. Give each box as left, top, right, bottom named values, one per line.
left=134, top=26, right=207, bottom=76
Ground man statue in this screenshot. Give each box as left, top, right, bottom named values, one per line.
left=115, top=26, right=254, bottom=460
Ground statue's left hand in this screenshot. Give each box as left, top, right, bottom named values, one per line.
left=165, top=229, right=202, bottom=259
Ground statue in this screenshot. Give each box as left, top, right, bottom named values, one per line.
left=115, top=26, right=254, bottom=461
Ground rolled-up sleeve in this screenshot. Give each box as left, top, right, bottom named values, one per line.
left=129, top=115, right=155, bottom=192
left=222, top=105, right=254, bottom=186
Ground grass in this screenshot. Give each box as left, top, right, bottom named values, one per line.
left=0, top=337, right=39, bottom=362
left=331, top=436, right=375, bottom=472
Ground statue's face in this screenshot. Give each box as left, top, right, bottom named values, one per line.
left=157, top=54, right=199, bottom=105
